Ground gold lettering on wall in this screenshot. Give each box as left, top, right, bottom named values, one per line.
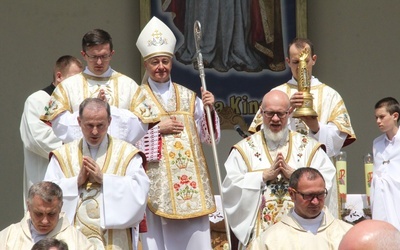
left=214, top=95, right=261, bottom=130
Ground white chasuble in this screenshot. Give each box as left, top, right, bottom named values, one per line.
left=223, top=131, right=336, bottom=246
left=50, top=136, right=143, bottom=250
left=238, top=131, right=320, bottom=242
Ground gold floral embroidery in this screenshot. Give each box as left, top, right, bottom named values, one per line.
left=170, top=141, right=193, bottom=169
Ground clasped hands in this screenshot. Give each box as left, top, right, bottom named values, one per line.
left=97, top=89, right=107, bottom=102
left=262, top=152, right=295, bottom=183
left=78, top=156, right=103, bottom=186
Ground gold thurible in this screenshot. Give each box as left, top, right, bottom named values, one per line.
left=292, top=48, right=318, bottom=118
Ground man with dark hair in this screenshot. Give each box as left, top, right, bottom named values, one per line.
left=0, top=181, right=94, bottom=249
left=81, top=29, right=114, bottom=56
left=20, top=55, right=83, bottom=210
left=254, top=168, right=352, bottom=250
left=371, top=97, right=400, bottom=229
left=31, top=238, right=69, bottom=250
left=41, top=29, right=158, bottom=146
left=44, top=98, right=150, bottom=250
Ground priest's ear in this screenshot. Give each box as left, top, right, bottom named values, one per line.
left=288, top=187, right=297, bottom=201
left=58, top=201, right=64, bottom=212
left=55, top=71, right=63, bottom=85
left=393, top=112, right=399, bottom=123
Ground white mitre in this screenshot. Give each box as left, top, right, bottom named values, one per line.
left=136, top=16, right=176, bottom=61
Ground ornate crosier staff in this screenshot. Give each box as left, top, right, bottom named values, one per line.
left=194, top=20, right=231, bottom=249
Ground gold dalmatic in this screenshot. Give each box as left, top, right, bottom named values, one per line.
left=292, top=48, right=318, bottom=118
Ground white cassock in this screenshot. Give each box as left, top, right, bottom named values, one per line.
left=41, top=67, right=151, bottom=144
left=371, top=129, right=400, bottom=230
left=20, top=88, right=62, bottom=210
left=44, top=136, right=150, bottom=250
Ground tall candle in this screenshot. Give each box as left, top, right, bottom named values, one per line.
left=335, top=151, right=347, bottom=206
left=364, top=163, right=373, bottom=196
left=364, top=153, right=374, bottom=205
left=336, top=160, right=347, bottom=195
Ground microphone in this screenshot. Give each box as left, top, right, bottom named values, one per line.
left=234, top=125, right=249, bottom=138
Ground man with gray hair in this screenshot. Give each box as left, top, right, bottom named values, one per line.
left=0, top=181, right=94, bottom=250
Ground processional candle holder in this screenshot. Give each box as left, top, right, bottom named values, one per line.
left=292, top=47, right=318, bottom=118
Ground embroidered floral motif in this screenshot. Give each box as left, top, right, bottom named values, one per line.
left=43, top=99, right=58, bottom=116
left=259, top=179, right=291, bottom=225
left=297, top=135, right=308, bottom=162
left=174, top=174, right=198, bottom=200
left=297, top=153, right=303, bottom=161
left=138, top=101, right=155, bottom=118
left=269, top=181, right=289, bottom=204
left=246, top=137, right=262, bottom=161
left=170, top=141, right=193, bottom=169
left=342, top=113, right=351, bottom=127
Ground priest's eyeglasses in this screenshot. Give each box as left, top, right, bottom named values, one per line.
left=84, top=53, right=112, bottom=62
left=261, top=110, right=289, bottom=118
left=292, top=188, right=328, bottom=201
